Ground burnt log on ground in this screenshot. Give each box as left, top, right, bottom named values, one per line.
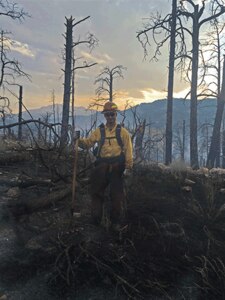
left=7, top=185, right=72, bottom=217
left=0, top=151, right=30, bottom=165
left=0, top=178, right=52, bottom=188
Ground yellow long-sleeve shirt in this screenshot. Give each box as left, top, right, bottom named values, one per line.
left=79, top=124, right=133, bottom=169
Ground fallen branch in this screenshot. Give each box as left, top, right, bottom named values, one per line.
left=0, top=119, right=61, bottom=139
left=0, top=151, right=29, bottom=164
left=0, top=178, right=52, bottom=188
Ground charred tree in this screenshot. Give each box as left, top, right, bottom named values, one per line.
left=60, top=16, right=97, bottom=147
left=71, top=50, right=75, bottom=134
left=0, top=109, right=6, bottom=137
left=222, top=119, right=225, bottom=168
left=200, top=19, right=225, bottom=166
left=174, top=120, right=186, bottom=161
left=137, top=0, right=225, bottom=169
left=207, top=56, right=225, bottom=168
left=189, top=3, right=200, bottom=169
left=179, top=1, right=225, bottom=168
left=0, top=2, right=29, bottom=119
left=94, top=65, right=126, bottom=103
left=182, top=120, right=186, bottom=161
left=60, top=16, right=73, bottom=147
left=18, top=85, right=23, bottom=140
left=0, top=30, right=30, bottom=112
left=0, top=0, right=28, bottom=20
left=165, top=0, right=177, bottom=165
left=71, top=46, right=97, bottom=136
left=135, top=119, right=146, bottom=161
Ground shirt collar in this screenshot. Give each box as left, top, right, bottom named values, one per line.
left=105, top=123, right=117, bottom=131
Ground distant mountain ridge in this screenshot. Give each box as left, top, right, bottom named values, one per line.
left=12, top=98, right=218, bottom=130
left=21, top=104, right=95, bottom=119
left=129, top=98, right=217, bottom=129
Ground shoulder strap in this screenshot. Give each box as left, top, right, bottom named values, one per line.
left=96, top=123, right=105, bottom=157
left=116, top=124, right=124, bottom=151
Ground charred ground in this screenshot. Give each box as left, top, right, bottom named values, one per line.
left=1, top=143, right=225, bottom=299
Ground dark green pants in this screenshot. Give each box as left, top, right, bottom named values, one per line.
left=90, top=161, right=125, bottom=224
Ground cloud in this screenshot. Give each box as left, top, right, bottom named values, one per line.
left=141, top=88, right=167, bottom=102
left=112, top=89, right=149, bottom=109
left=181, top=0, right=206, bottom=9
left=140, top=87, right=194, bottom=102
left=76, top=74, right=90, bottom=80
left=11, top=40, right=35, bottom=57
left=173, top=87, right=190, bottom=99
left=80, top=51, right=113, bottom=64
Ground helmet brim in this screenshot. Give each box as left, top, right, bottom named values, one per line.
left=101, top=110, right=118, bottom=114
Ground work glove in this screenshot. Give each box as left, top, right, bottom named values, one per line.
left=123, top=169, right=132, bottom=177
left=74, top=130, right=80, bottom=140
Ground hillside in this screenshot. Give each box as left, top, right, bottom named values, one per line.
left=26, top=98, right=218, bottom=129
left=3, top=98, right=218, bottom=133
left=127, top=98, right=217, bottom=129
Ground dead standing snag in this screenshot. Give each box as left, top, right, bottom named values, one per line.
left=71, top=131, right=81, bottom=217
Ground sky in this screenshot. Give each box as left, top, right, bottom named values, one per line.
left=1, top=0, right=191, bottom=112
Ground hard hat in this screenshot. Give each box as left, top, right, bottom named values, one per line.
left=102, top=101, right=118, bottom=113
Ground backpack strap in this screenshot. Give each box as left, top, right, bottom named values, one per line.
left=116, top=124, right=124, bottom=152
left=96, top=123, right=105, bottom=157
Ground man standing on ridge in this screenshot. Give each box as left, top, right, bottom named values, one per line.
left=78, top=101, right=133, bottom=228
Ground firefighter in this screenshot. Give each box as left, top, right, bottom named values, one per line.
left=78, top=101, right=133, bottom=228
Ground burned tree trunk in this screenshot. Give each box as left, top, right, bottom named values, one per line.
left=60, top=17, right=73, bottom=148
left=135, top=119, right=146, bottom=161
left=222, top=125, right=225, bottom=168
left=190, top=5, right=200, bottom=169
left=95, top=66, right=126, bottom=102
left=18, top=85, right=23, bottom=140
left=109, top=71, right=113, bottom=102
left=165, top=0, right=177, bottom=165
left=60, top=16, right=94, bottom=147
left=207, top=56, right=225, bottom=168
left=71, top=50, right=75, bottom=135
